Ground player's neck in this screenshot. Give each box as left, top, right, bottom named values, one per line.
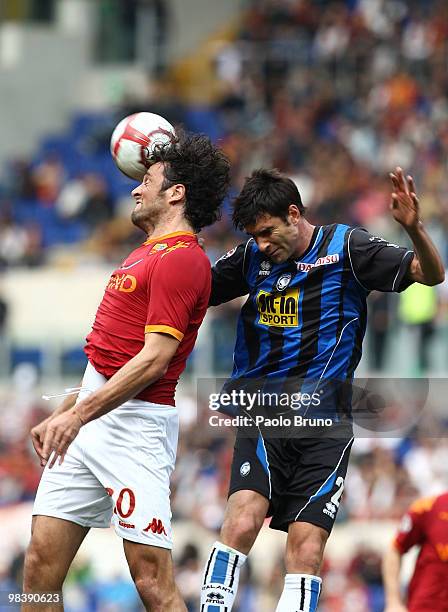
left=146, top=218, right=195, bottom=240
left=293, top=219, right=316, bottom=259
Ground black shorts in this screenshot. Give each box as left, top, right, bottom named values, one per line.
left=229, top=423, right=353, bottom=533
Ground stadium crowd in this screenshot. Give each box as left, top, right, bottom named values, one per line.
left=2, top=0, right=448, bottom=610
left=1, top=0, right=448, bottom=374
left=0, top=377, right=447, bottom=610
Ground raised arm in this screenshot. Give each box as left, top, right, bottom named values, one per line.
left=389, top=167, right=445, bottom=286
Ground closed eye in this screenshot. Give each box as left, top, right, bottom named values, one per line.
left=258, top=228, right=274, bottom=238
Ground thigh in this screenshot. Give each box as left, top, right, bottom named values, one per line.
left=33, top=437, right=113, bottom=529
left=26, top=515, right=89, bottom=579
left=270, top=433, right=354, bottom=533
left=228, top=426, right=276, bottom=503
left=123, top=538, right=175, bottom=584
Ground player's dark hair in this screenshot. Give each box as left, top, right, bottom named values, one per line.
left=232, top=169, right=305, bottom=230
left=151, top=131, right=230, bottom=232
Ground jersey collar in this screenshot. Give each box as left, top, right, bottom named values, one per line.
left=143, top=231, right=196, bottom=246
left=292, top=226, right=321, bottom=262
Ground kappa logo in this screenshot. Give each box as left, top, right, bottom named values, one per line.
left=143, top=517, right=167, bottom=536
left=276, top=273, right=292, bottom=291
left=323, top=501, right=337, bottom=519
left=258, top=260, right=272, bottom=276
left=119, top=520, right=135, bottom=529
left=240, top=461, right=251, bottom=477
left=297, top=254, right=340, bottom=272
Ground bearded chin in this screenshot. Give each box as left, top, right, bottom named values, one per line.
left=131, top=209, right=147, bottom=231
left=131, top=208, right=156, bottom=234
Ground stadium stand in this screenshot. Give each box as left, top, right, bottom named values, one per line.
left=1, top=1, right=448, bottom=610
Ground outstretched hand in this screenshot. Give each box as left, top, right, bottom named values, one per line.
left=389, top=167, right=420, bottom=229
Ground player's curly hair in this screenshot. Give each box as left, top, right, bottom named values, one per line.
left=232, top=168, right=306, bottom=230
left=151, top=131, right=230, bottom=232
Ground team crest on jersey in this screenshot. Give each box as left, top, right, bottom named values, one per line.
left=216, top=247, right=237, bottom=264
left=276, top=273, right=292, bottom=291
left=258, top=260, right=272, bottom=277
left=240, top=461, right=251, bottom=476
left=256, top=287, right=299, bottom=327
left=297, top=253, right=340, bottom=272
left=150, top=242, right=168, bottom=254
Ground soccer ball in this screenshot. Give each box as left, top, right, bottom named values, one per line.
left=110, top=112, right=175, bottom=181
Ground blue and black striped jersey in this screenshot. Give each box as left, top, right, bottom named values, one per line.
left=211, top=224, right=414, bottom=384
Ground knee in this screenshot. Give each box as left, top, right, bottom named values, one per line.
left=134, top=573, right=163, bottom=609
left=131, top=558, right=175, bottom=611
left=221, top=511, right=262, bottom=552
left=285, top=530, right=328, bottom=575
left=24, top=542, right=64, bottom=590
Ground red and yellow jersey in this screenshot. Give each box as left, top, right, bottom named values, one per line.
left=84, top=231, right=210, bottom=406
left=394, top=492, right=448, bottom=611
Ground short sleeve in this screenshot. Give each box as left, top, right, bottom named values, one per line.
left=348, top=228, right=415, bottom=292
left=210, top=241, right=251, bottom=306
left=145, top=249, right=210, bottom=341
left=394, top=497, right=433, bottom=554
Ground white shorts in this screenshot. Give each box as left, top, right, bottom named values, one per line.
left=33, top=362, right=179, bottom=549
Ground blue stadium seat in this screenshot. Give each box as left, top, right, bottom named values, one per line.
left=184, top=107, right=225, bottom=141
left=10, top=347, right=43, bottom=370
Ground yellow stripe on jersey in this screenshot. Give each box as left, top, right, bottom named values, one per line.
left=409, top=496, right=437, bottom=514
left=143, top=231, right=195, bottom=246
left=145, top=325, right=184, bottom=341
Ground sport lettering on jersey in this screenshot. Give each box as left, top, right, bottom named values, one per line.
left=256, top=287, right=299, bottom=327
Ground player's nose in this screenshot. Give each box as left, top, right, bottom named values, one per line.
left=131, top=184, right=142, bottom=198
left=257, top=239, right=271, bottom=254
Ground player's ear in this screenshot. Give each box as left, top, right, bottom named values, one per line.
left=288, top=204, right=301, bottom=225
left=167, top=183, right=186, bottom=204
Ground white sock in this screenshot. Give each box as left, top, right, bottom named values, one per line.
left=200, top=541, right=247, bottom=611
left=275, top=574, right=322, bottom=612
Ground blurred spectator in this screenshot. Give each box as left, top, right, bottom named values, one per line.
left=57, top=173, right=115, bottom=229
left=398, top=283, right=438, bottom=373
left=176, top=543, right=201, bottom=611
left=0, top=212, right=44, bottom=269
left=367, top=292, right=392, bottom=371
left=31, top=155, right=65, bottom=206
